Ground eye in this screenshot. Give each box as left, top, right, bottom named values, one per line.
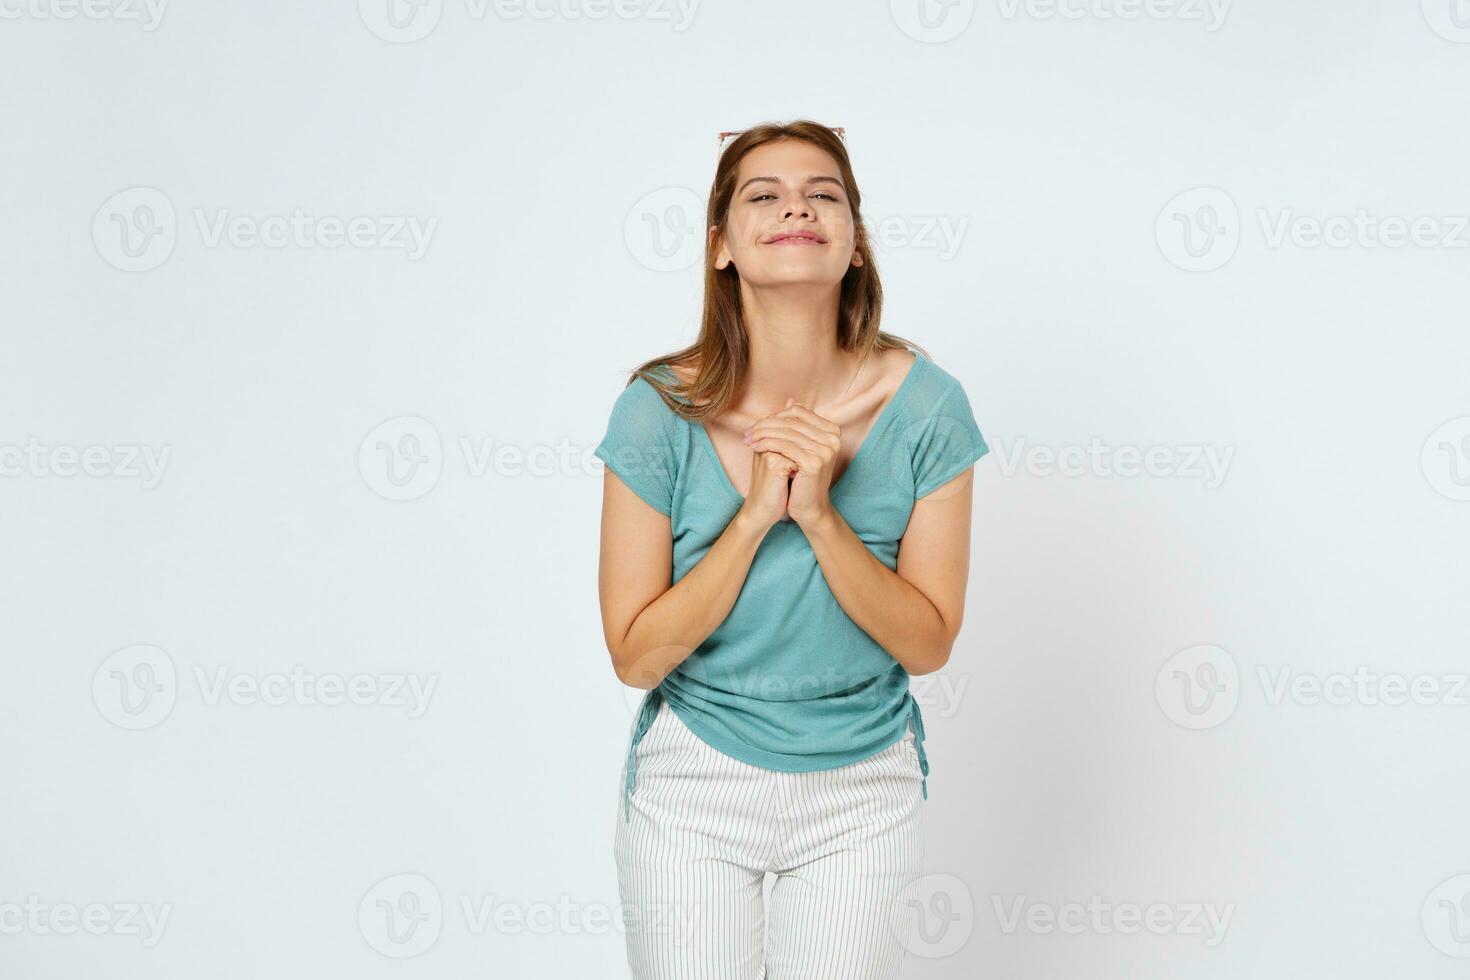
left=749, top=192, right=841, bottom=204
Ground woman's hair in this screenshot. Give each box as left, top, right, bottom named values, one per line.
left=624, top=118, right=928, bottom=422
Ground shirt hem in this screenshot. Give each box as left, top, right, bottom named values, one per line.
left=593, top=446, right=672, bottom=516
left=664, top=697, right=910, bottom=773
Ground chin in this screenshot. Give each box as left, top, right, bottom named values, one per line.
left=747, top=265, right=848, bottom=288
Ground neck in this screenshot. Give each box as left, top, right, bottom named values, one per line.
left=737, top=283, right=856, bottom=414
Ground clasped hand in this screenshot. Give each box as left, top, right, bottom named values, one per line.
left=741, top=397, right=841, bottom=529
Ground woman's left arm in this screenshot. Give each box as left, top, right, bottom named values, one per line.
left=798, top=477, right=973, bottom=675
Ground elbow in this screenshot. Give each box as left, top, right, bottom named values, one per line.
left=908, top=643, right=953, bottom=676
left=616, top=667, right=660, bottom=691
left=910, top=617, right=961, bottom=675
left=611, top=647, right=660, bottom=690
left=605, top=618, right=665, bottom=689
left=610, top=650, right=638, bottom=688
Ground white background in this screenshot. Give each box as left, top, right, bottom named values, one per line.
left=3, top=0, right=1469, bottom=976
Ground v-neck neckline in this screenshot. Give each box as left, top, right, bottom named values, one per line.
left=692, top=349, right=926, bottom=504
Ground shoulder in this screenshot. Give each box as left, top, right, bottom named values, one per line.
left=608, top=365, right=684, bottom=420
left=595, top=369, right=686, bottom=516
left=897, top=351, right=989, bottom=496
left=613, top=371, right=667, bottom=408
left=598, top=363, right=699, bottom=470
left=902, top=350, right=975, bottom=421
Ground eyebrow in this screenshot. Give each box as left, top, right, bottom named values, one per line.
left=735, top=175, right=846, bottom=196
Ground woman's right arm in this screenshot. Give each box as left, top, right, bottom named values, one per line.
left=597, top=451, right=794, bottom=689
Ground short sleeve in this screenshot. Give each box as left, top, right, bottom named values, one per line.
left=593, top=375, right=676, bottom=516
left=911, top=378, right=989, bottom=499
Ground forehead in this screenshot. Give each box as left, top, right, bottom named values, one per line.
left=735, top=139, right=843, bottom=183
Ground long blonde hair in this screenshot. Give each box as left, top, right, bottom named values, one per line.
left=624, top=119, right=929, bottom=422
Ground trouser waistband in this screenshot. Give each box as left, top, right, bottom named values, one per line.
left=623, top=688, right=930, bottom=821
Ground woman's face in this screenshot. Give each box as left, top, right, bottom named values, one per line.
left=712, top=138, right=861, bottom=288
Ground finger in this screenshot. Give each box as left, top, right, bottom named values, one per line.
left=748, top=425, right=820, bottom=459
left=747, top=402, right=837, bottom=438
left=773, top=402, right=840, bottom=438
left=756, top=448, right=799, bottom=477
left=746, top=417, right=839, bottom=455
left=748, top=437, right=821, bottom=473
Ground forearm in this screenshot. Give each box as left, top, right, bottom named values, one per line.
left=616, top=510, right=770, bottom=689
left=800, top=507, right=954, bottom=675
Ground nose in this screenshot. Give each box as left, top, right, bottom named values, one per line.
left=781, top=196, right=812, bottom=220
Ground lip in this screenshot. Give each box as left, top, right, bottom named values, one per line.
left=763, top=230, right=827, bottom=245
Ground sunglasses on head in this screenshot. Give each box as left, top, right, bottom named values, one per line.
left=718, top=126, right=846, bottom=154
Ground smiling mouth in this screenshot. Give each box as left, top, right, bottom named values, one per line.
left=765, top=234, right=826, bottom=245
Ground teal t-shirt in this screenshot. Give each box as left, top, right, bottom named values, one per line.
left=594, top=348, right=989, bottom=821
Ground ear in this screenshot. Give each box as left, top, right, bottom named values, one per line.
left=710, top=225, right=732, bottom=270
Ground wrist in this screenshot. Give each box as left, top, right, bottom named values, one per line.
left=794, top=502, right=840, bottom=536
left=731, top=506, right=775, bottom=540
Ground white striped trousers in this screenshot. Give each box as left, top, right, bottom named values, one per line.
left=613, top=697, right=926, bottom=979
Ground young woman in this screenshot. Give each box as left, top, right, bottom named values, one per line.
left=594, top=120, right=988, bottom=978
